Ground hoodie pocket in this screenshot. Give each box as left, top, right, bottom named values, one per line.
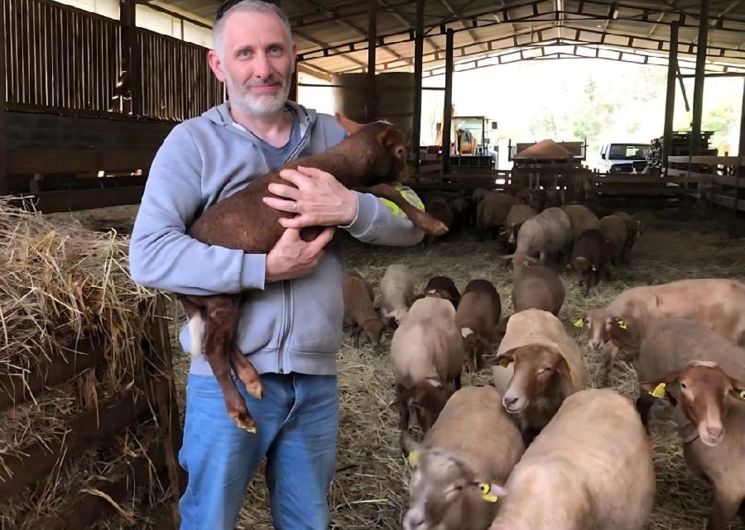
left=287, top=250, right=344, bottom=353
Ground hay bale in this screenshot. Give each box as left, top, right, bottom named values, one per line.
left=0, top=198, right=170, bottom=528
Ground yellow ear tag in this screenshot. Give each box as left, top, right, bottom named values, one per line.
left=617, top=319, right=628, bottom=330
left=573, top=318, right=585, bottom=328
left=739, top=390, right=745, bottom=400
left=479, top=483, right=499, bottom=503
left=407, top=451, right=419, bottom=468
left=650, top=382, right=667, bottom=399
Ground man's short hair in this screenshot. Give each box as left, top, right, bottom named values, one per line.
left=213, top=0, right=293, bottom=57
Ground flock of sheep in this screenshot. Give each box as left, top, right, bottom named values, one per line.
left=341, top=188, right=745, bottom=530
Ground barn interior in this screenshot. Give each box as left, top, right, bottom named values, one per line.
left=2, top=1, right=745, bottom=529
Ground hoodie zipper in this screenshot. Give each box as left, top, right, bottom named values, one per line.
left=277, top=280, right=293, bottom=373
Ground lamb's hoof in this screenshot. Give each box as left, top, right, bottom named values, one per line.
left=230, top=410, right=257, bottom=433
left=245, top=380, right=264, bottom=400
left=423, top=220, right=449, bottom=236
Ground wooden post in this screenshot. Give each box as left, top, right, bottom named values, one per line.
left=0, top=0, right=8, bottom=195
left=412, top=0, right=424, bottom=170
left=288, top=68, right=298, bottom=103
left=144, top=298, right=186, bottom=528
left=690, top=0, right=709, bottom=155
left=662, top=21, right=679, bottom=171
left=737, top=77, right=745, bottom=219
left=442, top=29, right=454, bottom=175
left=366, top=0, right=377, bottom=122
left=120, top=0, right=141, bottom=116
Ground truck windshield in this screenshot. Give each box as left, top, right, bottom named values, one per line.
left=609, top=144, right=651, bottom=160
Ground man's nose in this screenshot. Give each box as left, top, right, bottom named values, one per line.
left=253, top=54, right=271, bottom=79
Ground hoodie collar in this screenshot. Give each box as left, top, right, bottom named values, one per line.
left=204, top=100, right=316, bottom=136
left=203, top=101, right=317, bottom=164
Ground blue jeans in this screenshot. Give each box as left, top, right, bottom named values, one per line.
left=178, top=372, right=339, bottom=530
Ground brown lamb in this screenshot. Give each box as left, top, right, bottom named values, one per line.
left=180, top=115, right=447, bottom=432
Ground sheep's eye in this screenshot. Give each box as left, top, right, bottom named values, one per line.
left=680, top=382, right=688, bottom=390
left=538, top=366, right=553, bottom=375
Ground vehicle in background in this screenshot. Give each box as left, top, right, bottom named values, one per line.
left=597, top=142, right=652, bottom=174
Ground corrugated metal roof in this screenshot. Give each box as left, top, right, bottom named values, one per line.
left=149, top=0, right=745, bottom=79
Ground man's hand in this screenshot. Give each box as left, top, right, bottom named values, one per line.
left=262, top=166, right=358, bottom=228
left=265, top=226, right=336, bottom=283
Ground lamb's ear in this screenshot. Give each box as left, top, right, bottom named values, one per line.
left=376, top=127, right=401, bottom=149
left=401, top=433, right=421, bottom=468
left=555, top=355, right=576, bottom=387
left=335, top=113, right=364, bottom=135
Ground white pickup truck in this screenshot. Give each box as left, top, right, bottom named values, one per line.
left=597, top=142, right=652, bottom=174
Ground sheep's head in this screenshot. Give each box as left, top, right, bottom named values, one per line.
left=335, top=114, right=409, bottom=183
left=579, top=309, right=629, bottom=354
left=362, top=317, right=384, bottom=349
left=496, top=344, right=574, bottom=414
left=402, top=439, right=506, bottom=530
left=461, top=328, right=492, bottom=371
left=392, top=380, right=453, bottom=434
left=641, top=361, right=745, bottom=447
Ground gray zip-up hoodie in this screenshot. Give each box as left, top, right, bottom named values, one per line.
left=129, top=102, right=424, bottom=376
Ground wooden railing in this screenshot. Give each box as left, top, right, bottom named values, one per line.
left=138, top=28, right=224, bottom=121
left=3, top=0, right=224, bottom=122
left=4, top=0, right=122, bottom=116
left=668, top=155, right=745, bottom=212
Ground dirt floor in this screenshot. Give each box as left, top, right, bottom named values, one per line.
left=47, top=204, right=745, bottom=530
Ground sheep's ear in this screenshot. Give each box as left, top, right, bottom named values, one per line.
left=477, top=481, right=508, bottom=503
left=401, top=434, right=421, bottom=468
left=729, top=377, right=745, bottom=400
left=495, top=353, right=513, bottom=367
left=640, top=370, right=682, bottom=399
left=335, top=113, right=364, bottom=135
left=555, top=355, right=576, bottom=387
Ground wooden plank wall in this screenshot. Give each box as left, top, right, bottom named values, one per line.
left=3, top=0, right=223, bottom=122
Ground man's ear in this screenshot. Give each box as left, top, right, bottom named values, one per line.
left=207, top=49, right=226, bottom=83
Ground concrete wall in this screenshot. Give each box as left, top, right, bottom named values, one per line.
left=6, top=112, right=176, bottom=150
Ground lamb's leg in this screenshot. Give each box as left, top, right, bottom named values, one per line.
left=395, top=384, right=410, bottom=433
left=708, top=491, right=740, bottom=530
left=200, top=295, right=259, bottom=432
left=360, top=183, right=448, bottom=236
left=635, top=393, right=657, bottom=433
left=229, top=345, right=263, bottom=399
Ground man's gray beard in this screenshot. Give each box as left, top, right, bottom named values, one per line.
left=230, top=81, right=291, bottom=117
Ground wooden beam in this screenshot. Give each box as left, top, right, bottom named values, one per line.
left=691, top=0, right=709, bottom=155
left=120, top=0, right=140, bottom=116
left=296, top=30, right=367, bottom=69
left=32, top=186, right=146, bottom=213
left=29, top=442, right=167, bottom=530
left=367, top=0, right=377, bottom=122
left=443, top=28, right=454, bottom=175
left=0, top=341, right=102, bottom=412
left=298, top=63, right=334, bottom=82
left=0, top=0, right=7, bottom=195
left=438, top=0, right=487, bottom=52
left=663, top=21, right=679, bottom=169
left=737, top=76, right=745, bottom=218
left=412, top=0, right=424, bottom=167
left=378, top=0, right=441, bottom=53
left=300, top=0, right=408, bottom=62
left=0, top=390, right=147, bottom=501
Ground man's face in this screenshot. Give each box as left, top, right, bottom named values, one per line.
left=209, top=10, right=296, bottom=117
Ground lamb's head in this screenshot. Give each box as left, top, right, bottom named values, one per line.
left=641, top=361, right=745, bottom=447
left=402, top=439, right=506, bottom=530
left=496, top=344, right=574, bottom=414
left=335, top=114, right=409, bottom=184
